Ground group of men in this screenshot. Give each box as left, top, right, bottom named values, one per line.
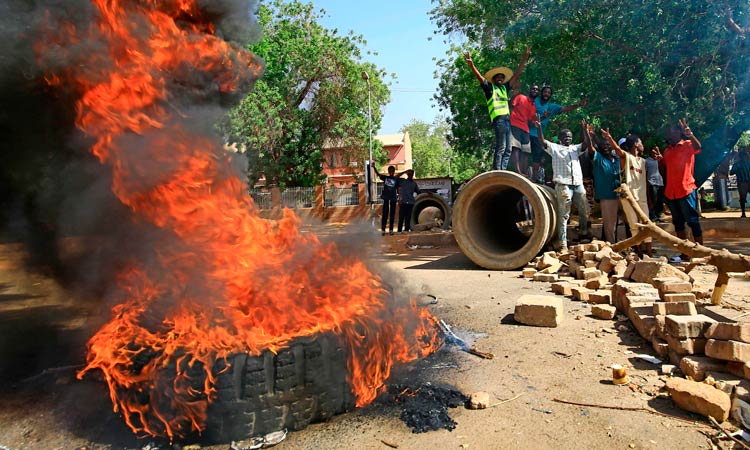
left=465, top=49, right=707, bottom=258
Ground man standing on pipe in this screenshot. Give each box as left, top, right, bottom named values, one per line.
left=533, top=119, right=590, bottom=251
left=464, top=47, right=531, bottom=171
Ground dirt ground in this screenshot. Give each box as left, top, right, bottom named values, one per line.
left=1, top=221, right=749, bottom=450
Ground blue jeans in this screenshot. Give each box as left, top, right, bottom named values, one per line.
left=665, top=190, right=702, bottom=238
left=555, top=183, right=589, bottom=248
left=492, top=116, right=511, bottom=170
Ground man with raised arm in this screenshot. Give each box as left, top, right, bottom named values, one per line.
left=661, top=118, right=703, bottom=262
left=533, top=119, right=590, bottom=251
left=464, top=47, right=531, bottom=171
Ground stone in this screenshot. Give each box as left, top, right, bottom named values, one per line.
left=705, top=340, right=750, bottom=363
left=705, top=322, right=750, bottom=344
left=623, top=261, right=637, bottom=279
left=551, top=281, right=574, bottom=296
left=582, top=251, right=598, bottom=261
left=663, top=293, right=697, bottom=303
left=588, top=290, right=612, bottom=305
left=611, top=280, right=659, bottom=312
left=705, top=372, right=744, bottom=395
left=693, top=287, right=712, bottom=299
left=582, top=243, right=601, bottom=252
left=655, top=315, right=668, bottom=340
left=622, top=295, right=656, bottom=316
left=652, top=277, right=684, bottom=290
left=571, top=286, right=593, bottom=302
left=734, top=380, right=750, bottom=402
left=652, top=337, right=670, bottom=357
left=592, top=304, right=617, bottom=320
left=533, top=273, right=558, bottom=282
left=584, top=275, right=610, bottom=290
left=727, top=361, right=746, bottom=379
left=522, top=268, right=538, bottom=278
left=536, top=252, right=559, bottom=270
left=468, top=391, right=490, bottom=409
left=653, top=302, right=697, bottom=316
left=581, top=267, right=602, bottom=280
left=665, top=334, right=706, bottom=356
left=745, top=361, right=750, bottom=380
left=665, top=315, right=717, bottom=339
left=595, top=247, right=614, bottom=261
left=665, top=377, right=731, bottom=422
left=661, top=364, right=677, bottom=375
left=630, top=261, right=691, bottom=284
left=630, top=305, right=657, bottom=341
left=669, top=350, right=684, bottom=366
left=613, top=261, right=628, bottom=277
left=658, top=281, right=694, bottom=297
left=680, top=356, right=727, bottom=382
left=514, top=295, right=564, bottom=328
left=598, top=256, right=616, bottom=274
left=539, top=262, right=564, bottom=274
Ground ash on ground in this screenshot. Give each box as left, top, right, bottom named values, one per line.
left=388, top=383, right=467, bottom=433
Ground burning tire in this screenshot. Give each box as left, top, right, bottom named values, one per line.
left=201, top=333, right=355, bottom=443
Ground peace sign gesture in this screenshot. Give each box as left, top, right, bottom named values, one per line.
left=678, top=118, right=693, bottom=138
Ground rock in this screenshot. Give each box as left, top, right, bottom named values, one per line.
left=571, top=286, right=593, bottom=302
left=705, top=322, right=750, bottom=344
left=653, top=302, right=697, bottom=316
left=533, top=273, right=558, bottom=282
left=536, top=252, right=559, bottom=270
left=611, top=280, right=659, bottom=313
left=581, top=267, right=602, bottom=280
left=551, top=281, right=574, bottom=296
left=658, top=281, right=694, bottom=298
left=468, top=391, right=490, bottom=409
left=652, top=337, right=670, bottom=357
left=592, top=304, right=617, bottom=320
left=522, top=268, right=537, bottom=278
left=665, top=315, right=717, bottom=339
left=705, top=340, right=750, bottom=363
left=514, top=295, right=564, bottom=327
left=584, top=275, right=610, bottom=290
left=652, top=277, right=684, bottom=290
left=734, top=380, right=750, bottom=402
left=539, top=262, right=564, bottom=274
left=665, top=377, right=731, bottom=422
left=705, top=372, right=744, bottom=395
left=665, top=334, right=706, bottom=356
left=613, top=260, right=628, bottom=277
left=680, top=356, right=727, bottom=382
left=598, top=256, right=616, bottom=274
left=630, top=305, right=657, bottom=341
left=630, top=261, right=691, bottom=285
left=661, top=364, right=677, bottom=375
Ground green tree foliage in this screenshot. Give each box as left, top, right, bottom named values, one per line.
left=227, top=0, right=390, bottom=187
left=431, top=0, right=750, bottom=159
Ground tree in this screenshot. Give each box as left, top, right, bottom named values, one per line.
left=401, top=118, right=449, bottom=178
left=226, top=0, right=390, bottom=187
left=431, top=0, right=750, bottom=174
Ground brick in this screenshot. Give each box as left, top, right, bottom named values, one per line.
left=734, top=380, right=750, bottom=402
left=613, top=261, right=628, bottom=277
left=570, top=244, right=585, bottom=253
left=705, top=322, right=750, bottom=344
left=653, top=301, right=697, bottom=316
left=630, top=305, right=657, bottom=341
left=582, top=251, right=598, bottom=261
left=693, top=287, right=712, bottom=299
left=581, top=267, right=602, bottom=280
left=584, top=275, right=609, bottom=290
left=658, top=280, right=693, bottom=296
left=611, top=280, right=658, bottom=312
left=588, top=290, right=612, bottom=305
left=582, top=243, right=601, bottom=252
left=595, top=247, right=615, bottom=261
left=665, top=334, right=706, bottom=356
left=584, top=260, right=599, bottom=268
left=535, top=252, right=559, bottom=270
left=598, top=256, right=616, bottom=274
left=705, top=372, right=744, bottom=395
left=630, top=261, right=691, bottom=284
left=551, top=281, right=574, bottom=296
left=652, top=337, right=670, bottom=357
left=666, top=315, right=717, bottom=338
left=624, top=261, right=637, bottom=279
left=571, top=286, right=593, bottom=302
left=539, top=262, right=564, bottom=274
left=663, top=293, right=697, bottom=303
left=533, top=273, right=558, bottom=282
left=622, top=295, right=656, bottom=315
left=665, top=377, right=731, bottom=422
left=727, top=361, right=746, bottom=379
left=680, top=356, right=727, bottom=382
left=591, top=304, right=617, bottom=320
left=652, top=277, right=684, bottom=290
left=514, top=295, right=564, bottom=327
left=705, top=340, right=750, bottom=363
left=522, top=268, right=538, bottom=278
left=669, top=350, right=684, bottom=366
left=655, top=315, right=668, bottom=339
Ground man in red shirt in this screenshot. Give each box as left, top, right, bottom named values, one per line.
left=509, top=85, right=538, bottom=176
left=661, top=118, right=702, bottom=261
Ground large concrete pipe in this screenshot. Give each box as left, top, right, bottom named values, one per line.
left=411, top=192, right=452, bottom=229
left=453, top=171, right=558, bottom=270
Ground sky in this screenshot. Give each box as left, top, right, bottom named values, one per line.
left=311, top=0, right=451, bottom=134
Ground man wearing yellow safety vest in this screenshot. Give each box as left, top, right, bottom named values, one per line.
left=464, top=47, right=531, bottom=170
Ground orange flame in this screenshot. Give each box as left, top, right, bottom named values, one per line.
left=35, top=0, right=439, bottom=440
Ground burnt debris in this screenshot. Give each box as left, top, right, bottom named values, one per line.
left=390, top=383, right=467, bottom=433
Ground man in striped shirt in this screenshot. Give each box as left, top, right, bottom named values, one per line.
left=730, top=148, right=750, bottom=218
left=534, top=119, right=589, bottom=250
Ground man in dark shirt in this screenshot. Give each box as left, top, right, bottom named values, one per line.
left=731, top=148, right=750, bottom=218
left=464, top=47, right=530, bottom=170
left=397, top=170, right=420, bottom=233
left=379, top=165, right=406, bottom=235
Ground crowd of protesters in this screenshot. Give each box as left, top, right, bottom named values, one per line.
left=465, top=49, right=748, bottom=257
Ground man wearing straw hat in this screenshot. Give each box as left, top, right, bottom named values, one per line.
left=464, top=47, right=531, bottom=170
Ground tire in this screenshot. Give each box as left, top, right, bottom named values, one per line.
left=201, top=332, right=355, bottom=443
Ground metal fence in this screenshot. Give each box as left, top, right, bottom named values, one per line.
left=325, top=184, right=359, bottom=207
left=373, top=182, right=384, bottom=204
left=249, top=189, right=273, bottom=210
left=281, top=186, right=315, bottom=209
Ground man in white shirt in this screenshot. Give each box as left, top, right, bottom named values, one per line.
left=533, top=120, right=589, bottom=250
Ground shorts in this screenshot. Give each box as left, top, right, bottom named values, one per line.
left=530, top=135, right=545, bottom=163
left=510, top=126, right=531, bottom=153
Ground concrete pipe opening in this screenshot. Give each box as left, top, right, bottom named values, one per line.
left=453, top=171, right=558, bottom=270
left=412, top=193, right=452, bottom=229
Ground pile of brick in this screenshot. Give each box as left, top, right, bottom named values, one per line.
left=522, top=241, right=750, bottom=423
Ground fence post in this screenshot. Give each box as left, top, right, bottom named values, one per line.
left=314, top=185, right=325, bottom=220
left=270, top=187, right=281, bottom=209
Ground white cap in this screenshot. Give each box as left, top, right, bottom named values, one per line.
left=618, top=137, right=626, bottom=146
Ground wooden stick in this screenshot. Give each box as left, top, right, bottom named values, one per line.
left=380, top=439, right=399, bottom=449
left=552, top=398, right=710, bottom=426
left=489, top=392, right=526, bottom=408
left=708, top=416, right=750, bottom=450
left=612, top=184, right=750, bottom=305
left=467, top=347, right=494, bottom=359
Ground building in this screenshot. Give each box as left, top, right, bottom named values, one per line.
left=322, top=132, right=414, bottom=186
